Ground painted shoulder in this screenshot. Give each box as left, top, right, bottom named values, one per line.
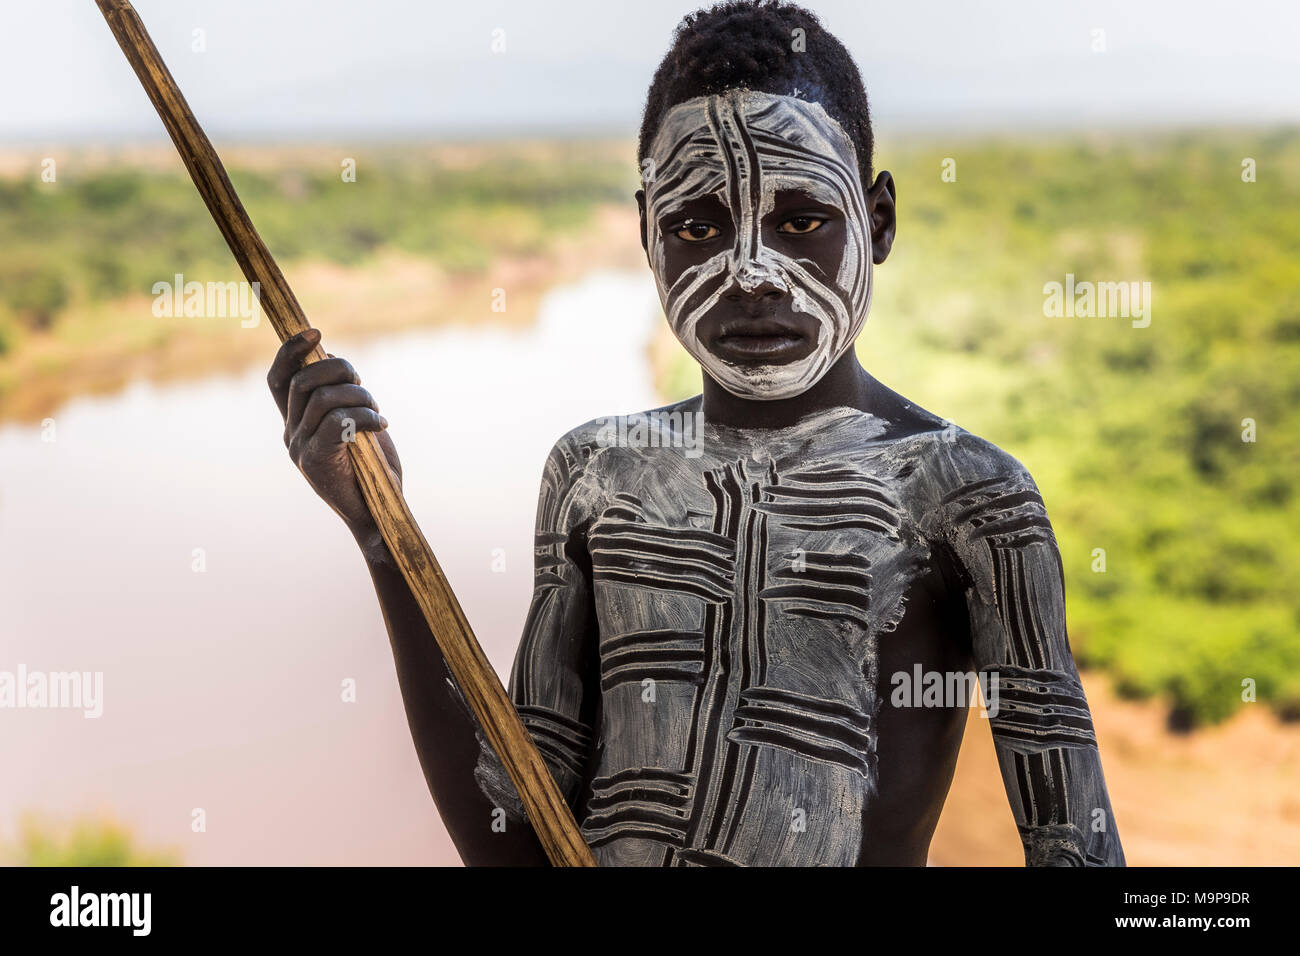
left=894, top=420, right=1056, bottom=564
left=916, top=425, right=1036, bottom=494
left=535, top=395, right=704, bottom=519
left=551, top=394, right=703, bottom=456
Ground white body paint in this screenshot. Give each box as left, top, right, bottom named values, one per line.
left=644, top=90, right=873, bottom=400
left=463, top=92, right=1125, bottom=868
left=471, top=399, right=1125, bottom=866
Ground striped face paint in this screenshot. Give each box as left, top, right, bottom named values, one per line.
left=644, top=89, right=873, bottom=400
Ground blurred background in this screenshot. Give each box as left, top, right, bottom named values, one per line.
left=1, top=0, right=1298, bottom=866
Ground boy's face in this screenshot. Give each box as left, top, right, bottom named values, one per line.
left=642, top=89, right=873, bottom=401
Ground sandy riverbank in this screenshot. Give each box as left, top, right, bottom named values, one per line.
left=931, top=670, right=1300, bottom=865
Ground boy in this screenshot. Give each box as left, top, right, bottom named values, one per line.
left=267, top=0, right=1124, bottom=866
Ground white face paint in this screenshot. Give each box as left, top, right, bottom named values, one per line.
left=644, top=89, right=873, bottom=401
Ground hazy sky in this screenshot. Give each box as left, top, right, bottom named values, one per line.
left=4, top=0, right=1299, bottom=142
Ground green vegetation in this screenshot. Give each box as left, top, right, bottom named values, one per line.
left=0, top=142, right=633, bottom=360
left=692, top=127, right=1300, bottom=729
left=3, top=815, right=181, bottom=866
left=866, top=129, right=1300, bottom=729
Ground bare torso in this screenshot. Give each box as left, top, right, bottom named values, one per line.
left=473, top=395, right=1118, bottom=866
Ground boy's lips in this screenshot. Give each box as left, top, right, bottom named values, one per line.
left=709, top=319, right=811, bottom=363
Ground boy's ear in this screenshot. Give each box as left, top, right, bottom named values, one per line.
left=635, top=189, right=650, bottom=258
left=866, top=171, right=897, bottom=264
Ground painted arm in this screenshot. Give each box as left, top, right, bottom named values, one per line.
left=936, top=446, right=1125, bottom=866
left=268, top=333, right=593, bottom=865
left=468, top=434, right=601, bottom=856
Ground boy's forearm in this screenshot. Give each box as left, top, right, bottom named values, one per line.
left=352, top=524, right=551, bottom=865
left=931, top=459, right=1126, bottom=866
left=989, top=686, right=1126, bottom=867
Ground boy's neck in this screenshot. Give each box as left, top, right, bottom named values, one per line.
left=701, top=349, right=880, bottom=430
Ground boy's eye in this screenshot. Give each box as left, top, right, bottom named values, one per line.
left=777, top=216, right=826, bottom=235
left=673, top=221, right=721, bottom=242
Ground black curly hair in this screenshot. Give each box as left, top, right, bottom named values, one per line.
left=638, top=0, right=874, bottom=188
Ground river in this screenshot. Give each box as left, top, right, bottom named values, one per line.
left=0, top=269, right=664, bottom=865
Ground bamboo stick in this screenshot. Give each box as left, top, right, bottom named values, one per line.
left=91, top=0, right=596, bottom=867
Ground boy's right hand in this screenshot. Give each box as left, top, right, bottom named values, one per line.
left=267, top=329, right=402, bottom=538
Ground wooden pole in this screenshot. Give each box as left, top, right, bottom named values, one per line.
left=91, top=0, right=596, bottom=867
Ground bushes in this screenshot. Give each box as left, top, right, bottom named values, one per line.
left=0, top=144, right=639, bottom=333
left=3, top=814, right=180, bottom=866
left=2, top=261, right=69, bottom=330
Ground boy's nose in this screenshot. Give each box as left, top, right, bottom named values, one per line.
left=726, top=263, right=787, bottom=300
